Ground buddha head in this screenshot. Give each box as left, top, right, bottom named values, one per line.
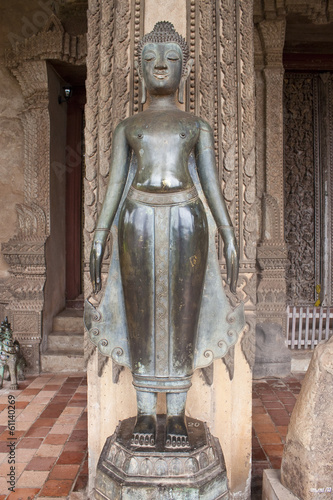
left=136, top=21, right=193, bottom=104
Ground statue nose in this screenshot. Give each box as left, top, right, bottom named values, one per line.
left=154, top=58, right=167, bottom=69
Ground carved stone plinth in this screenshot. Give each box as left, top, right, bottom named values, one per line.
left=95, top=416, right=228, bottom=500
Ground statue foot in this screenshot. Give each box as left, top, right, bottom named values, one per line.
left=131, top=414, right=156, bottom=447
left=10, top=383, right=18, bottom=390
left=165, top=415, right=190, bottom=449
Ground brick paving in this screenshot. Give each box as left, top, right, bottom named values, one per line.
left=0, top=374, right=87, bottom=499
left=251, top=374, right=304, bottom=499
left=0, top=372, right=304, bottom=499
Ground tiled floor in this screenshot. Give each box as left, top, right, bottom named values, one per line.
left=251, top=374, right=304, bottom=499
left=0, top=372, right=304, bottom=500
left=0, top=374, right=87, bottom=500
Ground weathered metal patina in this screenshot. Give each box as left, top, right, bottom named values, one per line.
left=85, top=21, right=245, bottom=451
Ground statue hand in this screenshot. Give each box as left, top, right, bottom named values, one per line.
left=218, top=227, right=239, bottom=294
left=90, top=232, right=109, bottom=294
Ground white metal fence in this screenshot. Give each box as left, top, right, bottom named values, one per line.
left=286, top=305, right=333, bottom=349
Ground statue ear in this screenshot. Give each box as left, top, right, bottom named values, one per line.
left=134, top=60, right=146, bottom=105
left=178, top=58, right=194, bottom=104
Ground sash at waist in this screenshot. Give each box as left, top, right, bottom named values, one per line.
left=127, top=185, right=198, bottom=206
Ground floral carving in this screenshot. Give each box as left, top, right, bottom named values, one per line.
left=284, top=74, right=316, bottom=304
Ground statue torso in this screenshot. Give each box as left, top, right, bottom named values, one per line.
left=125, top=109, right=200, bottom=192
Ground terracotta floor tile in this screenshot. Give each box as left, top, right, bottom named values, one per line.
left=44, top=433, right=69, bottom=445
left=252, top=398, right=263, bottom=407
left=15, top=421, right=33, bottom=432
left=74, top=420, right=87, bottom=430
left=67, top=401, right=86, bottom=407
left=6, top=487, right=40, bottom=500
left=252, top=414, right=274, bottom=424
left=31, top=418, right=57, bottom=428
left=40, top=405, right=67, bottom=419
left=262, top=444, right=284, bottom=457
left=252, top=447, right=267, bottom=461
left=73, top=473, right=88, bottom=492
left=49, top=424, right=76, bottom=435
left=0, top=452, right=8, bottom=463
left=63, top=441, right=87, bottom=452
left=48, top=464, right=80, bottom=480
left=0, top=461, right=26, bottom=479
left=57, top=415, right=79, bottom=424
left=25, top=426, right=50, bottom=438
left=17, top=470, right=49, bottom=487
left=263, top=401, right=284, bottom=409
left=17, top=438, right=44, bottom=449
left=40, top=479, right=73, bottom=496
left=14, top=401, right=30, bottom=409
left=70, top=393, right=87, bottom=400
left=270, top=457, right=282, bottom=469
left=38, top=497, right=68, bottom=500
left=0, top=441, right=10, bottom=452
left=57, top=451, right=85, bottom=465
left=36, top=444, right=64, bottom=457
left=0, top=430, right=25, bottom=441
left=253, top=422, right=277, bottom=433
left=15, top=448, right=37, bottom=464
left=81, top=458, right=88, bottom=475
left=68, top=430, right=87, bottom=442
left=256, top=432, right=282, bottom=445
left=252, top=406, right=266, bottom=414
left=43, top=385, right=63, bottom=391
left=61, top=407, right=83, bottom=415
left=22, top=388, right=41, bottom=395
left=276, top=425, right=288, bottom=438
left=26, top=456, right=57, bottom=471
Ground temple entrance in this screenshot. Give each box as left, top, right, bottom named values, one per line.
left=65, top=86, right=86, bottom=306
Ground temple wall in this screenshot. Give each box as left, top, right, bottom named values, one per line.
left=0, top=65, right=24, bottom=278
left=0, top=1, right=86, bottom=371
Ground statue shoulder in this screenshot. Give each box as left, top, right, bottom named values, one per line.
left=197, top=117, right=213, bottom=134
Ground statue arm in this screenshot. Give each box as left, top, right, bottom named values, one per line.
left=195, top=119, right=239, bottom=293
left=90, top=122, right=131, bottom=293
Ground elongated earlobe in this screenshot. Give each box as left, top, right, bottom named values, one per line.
left=178, top=58, right=194, bottom=104
left=140, top=79, right=147, bottom=104
left=178, top=77, right=186, bottom=104
left=134, top=60, right=147, bottom=105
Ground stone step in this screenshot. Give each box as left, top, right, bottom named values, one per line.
left=47, top=332, right=84, bottom=352
left=52, top=308, right=83, bottom=333
left=41, top=351, right=85, bottom=373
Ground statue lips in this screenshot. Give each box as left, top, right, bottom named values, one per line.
left=153, top=72, right=169, bottom=80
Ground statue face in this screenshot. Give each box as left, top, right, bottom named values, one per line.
left=141, top=42, right=183, bottom=96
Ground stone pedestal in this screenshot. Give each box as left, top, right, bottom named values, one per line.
left=95, top=415, right=228, bottom=500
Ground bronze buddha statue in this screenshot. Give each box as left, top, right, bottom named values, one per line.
left=86, top=22, right=244, bottom=449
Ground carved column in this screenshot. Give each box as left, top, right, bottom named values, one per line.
left=256, top=18, right=289, bottom=329
left=253, top=17, right=291, bottom=377
left=0, top=61, right=50, bottom=373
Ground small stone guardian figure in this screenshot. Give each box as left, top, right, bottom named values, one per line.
left=86, top=22, right=244, bottom=449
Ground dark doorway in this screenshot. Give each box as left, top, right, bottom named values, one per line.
left=65, top=86, right=86, bottom=305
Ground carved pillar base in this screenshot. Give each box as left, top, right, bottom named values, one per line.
left=95, top=416, right=228, bottom=500
left=255, top=244, right=291, bottom=378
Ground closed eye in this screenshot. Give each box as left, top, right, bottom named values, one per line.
left=144, top=51, right=156, bottom=62
left=166, top=51, right=180, bottom=61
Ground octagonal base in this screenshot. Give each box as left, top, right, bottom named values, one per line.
left=95, top=415, right=228, bottom=499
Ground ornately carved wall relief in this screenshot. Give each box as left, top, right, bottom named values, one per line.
left=284, top=72, right=333, bottom=306
left=0, top=15, right=86, bottom=372
left=84, top=0, right=257, bottom=380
